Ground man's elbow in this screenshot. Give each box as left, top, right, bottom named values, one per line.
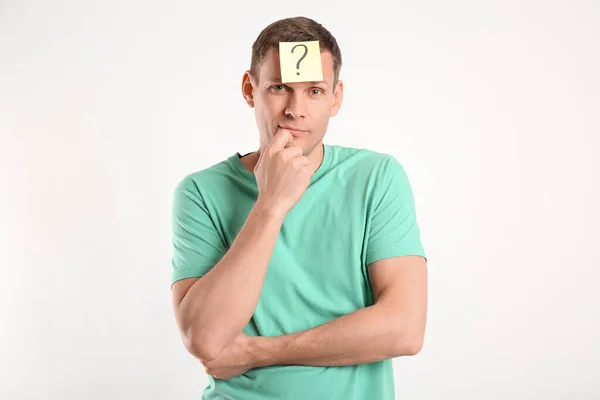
left=405, top=337, right=424, bottom=356
left=395, top=334, right=424, bottom=356
left=184, top=334, right=221, bottom=363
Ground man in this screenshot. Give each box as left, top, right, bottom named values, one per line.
left=170, top=16, right=428, bottom=400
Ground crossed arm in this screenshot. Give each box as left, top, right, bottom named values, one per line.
left=249, top=255, right=428, bottom=368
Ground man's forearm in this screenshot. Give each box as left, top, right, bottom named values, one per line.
left=250, top=304, right=418, bottom=368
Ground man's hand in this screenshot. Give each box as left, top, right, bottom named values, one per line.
left=201, top=332, right=257, bottom=380
left=254, top=129, right=312, bottom=217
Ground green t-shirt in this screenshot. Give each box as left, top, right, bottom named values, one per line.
left=171, top=143, right=427, bottom=400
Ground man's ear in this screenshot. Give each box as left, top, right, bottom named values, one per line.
left=330, top=79, right=344, bottom=117
left=241, top=70, right=255, bottom=108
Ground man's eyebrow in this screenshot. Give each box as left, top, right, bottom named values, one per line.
left=307, top=80, right=329, bottom=85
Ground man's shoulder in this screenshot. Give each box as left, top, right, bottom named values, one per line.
left=328, top=143, right=397, bottom=171
left=174, top=154, right=236, bottom=193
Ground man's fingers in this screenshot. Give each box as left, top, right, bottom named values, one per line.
left=255, top=129, right=293, bottom=172
left=279, top=144, right=304, bottom=159
left=266, top=129, right=292, bottom=153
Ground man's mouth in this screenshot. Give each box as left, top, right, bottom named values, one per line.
left=278, top=125, right=308, bottom=136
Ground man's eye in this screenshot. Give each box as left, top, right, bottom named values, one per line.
left=272, top=85, right=285, bottom=91
left=311, top=89, right=324, bottom=95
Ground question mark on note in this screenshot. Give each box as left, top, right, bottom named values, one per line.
left=291, top=44, right=308, bottom=75
left=279, top=41, right=322, bottom=83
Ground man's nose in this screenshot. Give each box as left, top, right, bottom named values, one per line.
left=284, top=92, right=307, bottom=119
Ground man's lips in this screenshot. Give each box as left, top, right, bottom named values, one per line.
left=278, top=126, right=308, bottom=135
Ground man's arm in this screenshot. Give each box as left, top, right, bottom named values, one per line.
left=172, top=200, right=285, bottom=362
left=172, top=130, right=311, bottom=362
left=249, top=255, right=428, bottom=367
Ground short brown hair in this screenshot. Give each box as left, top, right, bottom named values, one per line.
left=250, top=16, right=342, bottom=89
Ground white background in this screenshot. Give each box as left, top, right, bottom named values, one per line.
left=1, top=1, right=599, bottom=399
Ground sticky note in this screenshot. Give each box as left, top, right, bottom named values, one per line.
left=279, top=41, right=323, bottom=83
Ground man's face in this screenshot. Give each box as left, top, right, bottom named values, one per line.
left=242, top=48, right=343, bottom=156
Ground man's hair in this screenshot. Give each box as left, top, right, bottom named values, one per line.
left=250, top=16, right=342, bottom=89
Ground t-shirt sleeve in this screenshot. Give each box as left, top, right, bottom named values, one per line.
left=170, top=176, right=227, bottom=288
left=365, top=155, right=427, bottom=266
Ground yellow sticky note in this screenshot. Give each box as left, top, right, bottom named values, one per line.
left=279, top=41, right=323, bottom=83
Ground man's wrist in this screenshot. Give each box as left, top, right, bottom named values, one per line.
left=248, top=335, right=282, bottom=368
left=254, top=198, right=288, bottom=221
